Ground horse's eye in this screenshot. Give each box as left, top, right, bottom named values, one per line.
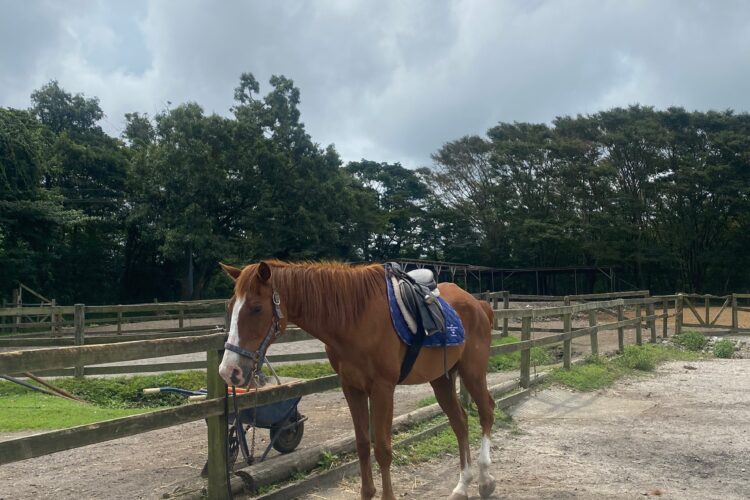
left=251, top=305, right=262, bottom=315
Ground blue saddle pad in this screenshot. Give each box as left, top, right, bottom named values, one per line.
left=385, top=273, right=465, bottom=347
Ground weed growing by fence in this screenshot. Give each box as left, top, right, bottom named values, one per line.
left=713, top=339, right=735, bottom=358
left=675, top=330, right=708, bottom=351
left=620, top=345, right=656, bottom=371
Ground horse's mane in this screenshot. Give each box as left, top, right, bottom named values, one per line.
left=236, top=260, right=385, bottom=328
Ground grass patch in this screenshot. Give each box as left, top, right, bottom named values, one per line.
left=0, top=392, right=148, bottom=432
left=488, top=335, right=553, bottom=372
left=416, top=395, right=437, bottom=408
left=264, top=361, right=335, bottom=379
left=392, top=406, right=512, bottom=465
left=549, top=344, right=701, bottom=392
left=0, top=372, right=207, bottom=409
left=548, top=355, right=620, bottom=391
left=0, top=371, right=207, bottom=431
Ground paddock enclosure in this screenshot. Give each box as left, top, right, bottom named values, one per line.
left=1, top=291, right=749, bottom=498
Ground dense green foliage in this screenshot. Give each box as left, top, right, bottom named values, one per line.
left=3, top=74, right=750, bottom=303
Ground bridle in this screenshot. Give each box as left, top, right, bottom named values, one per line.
left=223, top=287, right=285, bottom=373
left=222, top=285, right=285, bottom=496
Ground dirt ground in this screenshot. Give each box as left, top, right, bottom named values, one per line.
left=303, top=358, right=750, bottom=500
left=0, top=307, right=746, bottom=499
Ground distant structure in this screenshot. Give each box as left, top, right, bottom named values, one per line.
left=392, top=259, right=616, bottom=295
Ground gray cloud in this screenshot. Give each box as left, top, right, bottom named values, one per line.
left=2, top=0, right=749, bottom=167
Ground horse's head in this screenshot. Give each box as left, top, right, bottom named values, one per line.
left=218, top=261, right=287, bottom=387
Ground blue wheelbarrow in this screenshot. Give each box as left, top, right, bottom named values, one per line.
left=143, top=386, right=306, bottom=471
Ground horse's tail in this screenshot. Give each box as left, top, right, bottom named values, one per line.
left=479, top=299, right=494, bottom=332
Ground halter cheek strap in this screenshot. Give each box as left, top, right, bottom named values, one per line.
left=224, top=289, right=284, bottom=370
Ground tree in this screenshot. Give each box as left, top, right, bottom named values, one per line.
left=346, top=160, right=429, bottom=260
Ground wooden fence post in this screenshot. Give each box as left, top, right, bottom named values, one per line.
left=662, top=299, right=669, bottom=338
left=676, top=294, right=683, bottom=336
left=117, top=305, right=123, bottom=335
left=74, top=304, right=85, bottom=377
left=12, top=288, right=19, bottom=334
left=206, top=348, right=229, bottom=499
left=635, top=304, right=643, bottom=346
left=520, top=316, right=531, bottom=388
left=648, top=303, right=657, bottom=343
left=563, top=312, right=572, bottom=370
left=587, top=310, right=598, bottom=356
left=179, top=306, right=185, bottom=329
left=704, top=294, right=710, bottom=325
left=502, top=291, right=509, bottom=337
left=491, top=294, right=499, bottom=330
left=617, top=304, right=625, bottom=352
left=732, top=294, right=738, bottom=333
left=50, top=299, right=58, bottom=336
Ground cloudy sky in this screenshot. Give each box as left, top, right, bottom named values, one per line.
left=2, top=0, right=749, bottom=167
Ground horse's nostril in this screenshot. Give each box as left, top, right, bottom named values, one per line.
left=229, top=367, right=242, bottom=386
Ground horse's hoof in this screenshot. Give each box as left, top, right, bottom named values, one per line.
left=479, top=478, right=497, bottom=498
left=447, top=493, right=469, bottom=500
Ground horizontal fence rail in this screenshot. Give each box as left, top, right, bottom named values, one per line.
left=1, top=290, right=748, bottom=496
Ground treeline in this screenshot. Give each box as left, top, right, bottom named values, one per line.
left=2, top=74, right=750, bottom=304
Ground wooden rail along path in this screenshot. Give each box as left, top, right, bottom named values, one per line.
left=0, top=291, right=690, bottom=498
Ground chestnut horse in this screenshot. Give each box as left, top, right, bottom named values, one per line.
left=218, top=261, right=496, bottom=500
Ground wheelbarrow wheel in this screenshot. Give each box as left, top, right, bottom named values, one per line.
left=270, top=413, right=304, bottom=454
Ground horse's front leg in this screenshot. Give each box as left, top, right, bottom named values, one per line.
left=342, top=382, right=377, bottom=499
left=370, top=382, right=397, bottom=500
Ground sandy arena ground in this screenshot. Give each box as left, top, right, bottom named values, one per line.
left=303, top=359, right=750, bottom=500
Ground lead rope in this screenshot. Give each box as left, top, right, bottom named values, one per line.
left=224, top=385, right=234, bottom=500
left=232, top=385, right=253, bottom=467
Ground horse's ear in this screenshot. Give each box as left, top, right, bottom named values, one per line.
left=258, top=261, right=272, bottom=283
left=219, top=262, right=241, bottom=281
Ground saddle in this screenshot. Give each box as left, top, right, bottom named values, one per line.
left=386, top=263, right=446, bottom=336
left=385, top=263, right=449, bottom=383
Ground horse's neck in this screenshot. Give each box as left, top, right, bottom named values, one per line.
left=275, top=267, right=353, bottom=350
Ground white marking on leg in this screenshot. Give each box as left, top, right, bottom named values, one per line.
left=479, top=434, right=492, bottom=469
left=451, top=463, right=473, bottom=497
left=478, top=434, right=496, bottom=498
left=219, top=295, right=244, bottom=383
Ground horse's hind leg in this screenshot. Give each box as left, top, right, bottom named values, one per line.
left=458, top=363, right=497, bottom=498
left=430, top=373, right=472, bottom=500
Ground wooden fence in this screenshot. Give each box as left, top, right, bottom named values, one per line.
left=0, top=292, right=691, bottom=498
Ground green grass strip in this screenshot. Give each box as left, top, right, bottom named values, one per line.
left=548, top=344, right=701, bottom=392
left=0, top=393, right=148, bottom=432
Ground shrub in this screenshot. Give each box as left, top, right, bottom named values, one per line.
left=675, top=330, right=707, bottom=351
left=713, top=339, right=735, bottom=359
